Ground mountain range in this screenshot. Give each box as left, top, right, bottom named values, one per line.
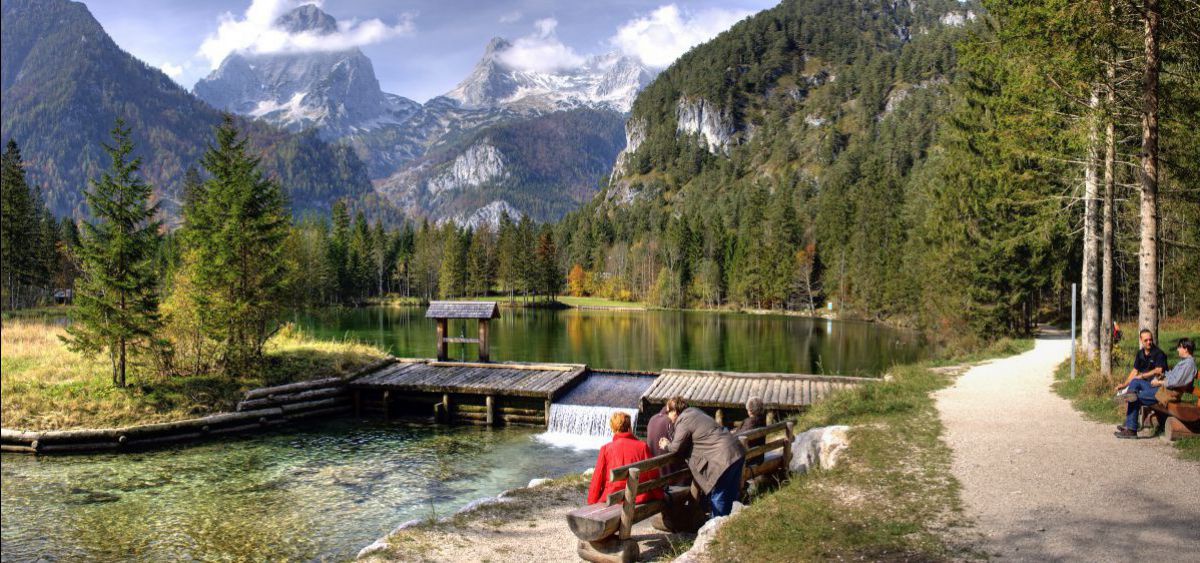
left=192, top=4, right=656, bottom=224
left=0, top=0, right=372, bottom=220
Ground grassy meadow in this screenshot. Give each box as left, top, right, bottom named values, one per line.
left=0, top=316, right=385, bottom=431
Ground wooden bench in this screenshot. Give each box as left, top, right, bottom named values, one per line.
left=1147, top=386, right=1200, bottom=440
left=566, top=421, right=794, bottom=562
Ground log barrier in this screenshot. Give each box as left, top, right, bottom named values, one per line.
left=0, top=358, right=395, bottom=455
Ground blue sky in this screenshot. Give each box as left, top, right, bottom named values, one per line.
left=83, top=0, right=779, bottom=102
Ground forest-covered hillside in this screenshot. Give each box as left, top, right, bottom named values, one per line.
left=554, top=0, right=1199, bottom=335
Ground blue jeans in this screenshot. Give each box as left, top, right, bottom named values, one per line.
left=708, top=458, right=745, bottom=517
left=1124, top=379, right=1158, bottom=430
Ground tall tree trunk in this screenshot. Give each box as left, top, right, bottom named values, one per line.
left=1100, top=86, right=1116, bottom=381
left=1081, top=90, right=1102, bottom=359
left=117, top=337, right=127, bottom=388
left=1138, top=0, right=1160, bottom=338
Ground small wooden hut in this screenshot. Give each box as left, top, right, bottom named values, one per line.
left=426, top=301, right=500, bottom=362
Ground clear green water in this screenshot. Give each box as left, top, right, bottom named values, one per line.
left=1, top=421, right=596, bottom=561
left=1, top=308, right=924, bottom=561
left=291, top=306, right=926, bottom=376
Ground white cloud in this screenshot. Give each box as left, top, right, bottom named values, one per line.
left=610, top=4, right=751, bottom=68
left=197, top=0, right=415, bottom=70
left=159, top=61, right=185, bottom=79
left=495, top=17, right=584, bottom=73
left=498, top=11, right=522, bottom=24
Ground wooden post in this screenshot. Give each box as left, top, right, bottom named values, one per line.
left=486, top=395, right=495, bottom=426
left=382, top=390, right=391, bottom=422
left=715, top=408, right=725, bottom=427
left=783, top=421, right=794, bottom=473
left=442, top=394, right=451, bottom=424
left=478, top=319, right=490, bottom=362
left=766, top=410, right=776, bottom=425
left=545, top=399, right=552, bottom=428
left=436, top=318, right=448, bottom=361
left=620, top=468, right=639, bottom=540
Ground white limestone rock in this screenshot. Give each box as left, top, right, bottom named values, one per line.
left=673, top=501, right=746, bottom=563
left=789, top=425, right=851, bottom=474
left=675, top=97, right=735, bottom=154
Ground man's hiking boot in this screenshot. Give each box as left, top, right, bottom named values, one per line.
left=1114, top=392, right=1139, bottom=404
left=1114, top=427, right=1138, bottom=439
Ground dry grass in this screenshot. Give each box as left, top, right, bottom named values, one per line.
left=1, top=318, right=385, bottom=431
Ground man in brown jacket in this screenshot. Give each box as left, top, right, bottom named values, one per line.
left=657, top=396, right=746, bottom=517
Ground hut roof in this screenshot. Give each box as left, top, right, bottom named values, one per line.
left=425, top=301, right=500, bottom=319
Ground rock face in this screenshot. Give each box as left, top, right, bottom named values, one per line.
left=427, top=143, right=507, bottom=195
left=445, top=38, right=655, bottom=113
left=194, top=5, right=419, bottom=139
left=443, top=200, right=523, bottom=229
left=609, top=117, right=647, bottom=180
left=676, top=97, right=735, bottom=154
left=789, top=425, right=851, bottom=474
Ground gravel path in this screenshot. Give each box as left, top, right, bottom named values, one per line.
left=936, top=336, right=1200, bottom=561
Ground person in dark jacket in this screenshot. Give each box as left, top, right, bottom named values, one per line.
left=647, top=406, right=673, bottom=457
left=587, top=411, right=664, bottom=505
left=737, top=396, right=766, bottom=465
left=1114, top=329, right=1171, bottom=438
left=657, top=397, right=746, bottom=517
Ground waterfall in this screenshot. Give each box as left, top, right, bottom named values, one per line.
left=536, top=404, right=640, bottom=450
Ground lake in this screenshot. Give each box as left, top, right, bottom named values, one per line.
left=1, top=307, right=925, bottom=561
left=290, top=306, right=926, bottom=376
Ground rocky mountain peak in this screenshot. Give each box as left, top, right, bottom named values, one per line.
left=276, top=4, right=338, bottom=34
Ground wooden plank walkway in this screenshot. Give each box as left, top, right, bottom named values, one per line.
left=350, top=360, right=588, bottom=399
left=641, top=369, right=875, bottom=410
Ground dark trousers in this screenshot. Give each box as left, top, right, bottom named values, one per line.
left=708, top=457, right=745, bottom=517
left=1125, top=379, right=1158, bottom=430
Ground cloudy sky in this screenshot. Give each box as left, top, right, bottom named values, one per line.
left=83, top=0, right=778, bottom=102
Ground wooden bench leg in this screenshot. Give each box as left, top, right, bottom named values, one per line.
left=577, top=537, right=638, bottom=563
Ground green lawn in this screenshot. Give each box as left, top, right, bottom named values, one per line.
left=709, top=338, right=1033, bottom=561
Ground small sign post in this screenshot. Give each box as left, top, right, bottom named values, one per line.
left=1070, top=283, right=1077, bottom=380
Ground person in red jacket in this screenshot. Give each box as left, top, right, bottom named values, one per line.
left=586, top=411, right=665, bottom=505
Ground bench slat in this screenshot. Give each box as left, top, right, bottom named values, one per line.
left=566, top=504, right=623, bottom=542
left=610, top=452, right=680, bottom=482
left=735, top=420, right=791, bottom=441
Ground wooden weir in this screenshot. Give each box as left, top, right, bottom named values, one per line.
left=640, top=369, right=875, bottom=424
left=349, top=360, right=587, bottom=426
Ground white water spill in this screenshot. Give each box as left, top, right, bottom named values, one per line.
left=536, top=404, right=640, bottom=450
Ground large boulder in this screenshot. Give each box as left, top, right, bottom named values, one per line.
left=788, top=425, right=851, bottom=474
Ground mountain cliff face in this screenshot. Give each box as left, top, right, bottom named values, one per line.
left=193, top=5, right=420, bottom=139
left=195, top=4, right=653, bottom=224
left=377, top=108, right=625, bottom=223
left=0, top=0, right=372, bottom=218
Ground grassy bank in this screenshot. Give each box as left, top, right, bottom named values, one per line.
left=710, top=338, right=1033, bottom=561
left=1, top=318, right=386, bottom=431
left=1051, top=321, right=1200, bottom=461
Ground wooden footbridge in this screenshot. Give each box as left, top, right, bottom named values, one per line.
left=346, top=302, right=875, bottom=428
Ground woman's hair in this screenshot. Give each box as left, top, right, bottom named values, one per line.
left=610, top=411, right=632, bottom=434
left=746, top=396, right=764, bottom=416
left=666, top=396, right=689, bottom=414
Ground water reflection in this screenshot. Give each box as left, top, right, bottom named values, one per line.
left=292, top=307, right=925, bottom=376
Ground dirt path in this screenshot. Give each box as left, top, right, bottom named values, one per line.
left=936, top=337, right=1199, bottom=560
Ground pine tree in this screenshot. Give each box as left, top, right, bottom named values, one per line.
left=183, top=116, right=289, bottom=373
left=1, top=140, right=47, bottom=309
left=64, top=119, right=162, bottom=387
left=438, top=225, right=468, bottom=299
left=535, top=226, right=562, bottom=300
